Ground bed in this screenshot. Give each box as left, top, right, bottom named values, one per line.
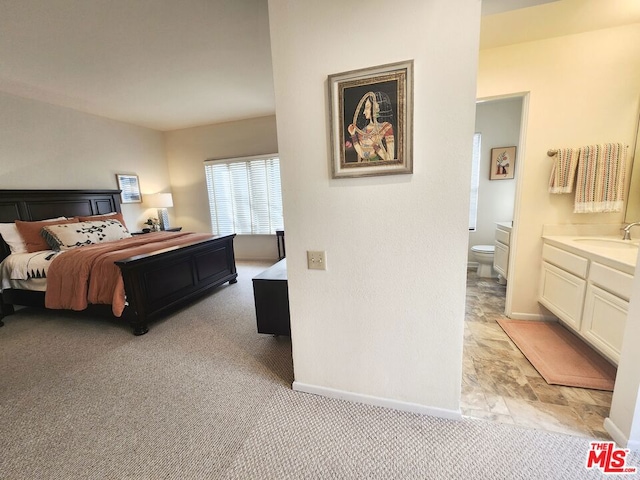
left=0, top=189, right=237, bottom=335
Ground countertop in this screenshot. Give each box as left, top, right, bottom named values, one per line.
left=542, top=235, right=639, bottom=275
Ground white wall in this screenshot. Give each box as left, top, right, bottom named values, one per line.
left=469, top=97, right=521, bottom=255
left=477, top=24, right=640, bottom=318
left=268, top=0, right=481, bottom=413
left=0, top=92, right=169, bottom=229
left=164, top=116, right=280, bottom=260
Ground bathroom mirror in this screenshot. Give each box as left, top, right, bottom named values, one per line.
left=624, top=110, right=640, bottom=222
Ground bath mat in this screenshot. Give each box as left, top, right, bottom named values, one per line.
left=496, top=318, right=616, bottom=391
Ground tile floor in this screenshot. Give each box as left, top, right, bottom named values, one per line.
left=462, top=269, right=613, bottom=440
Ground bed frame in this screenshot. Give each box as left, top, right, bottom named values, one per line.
left=0, top=189, right=237, bottom=335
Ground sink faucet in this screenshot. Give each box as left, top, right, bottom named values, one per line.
left=622, top=222, right=640, bottom=240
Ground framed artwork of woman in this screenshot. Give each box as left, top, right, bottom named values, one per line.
left=328, top=60, right=413, bottom=178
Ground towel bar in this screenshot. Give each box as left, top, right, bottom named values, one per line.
left=547, top=145, right=628, bottom=157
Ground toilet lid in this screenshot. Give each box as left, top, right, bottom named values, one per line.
left=471, top=245, right=495, bottom=253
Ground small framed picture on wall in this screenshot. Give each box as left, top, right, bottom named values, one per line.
left=116, top=174, right=142, bottom=203
left=490, top=146, right=516, bottom=180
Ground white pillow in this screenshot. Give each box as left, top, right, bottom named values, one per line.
left=0, top=223, right=27, bottom=254
left=0, top=217, right=67, bottom=254
left=42, top=220, right=131, bottom=251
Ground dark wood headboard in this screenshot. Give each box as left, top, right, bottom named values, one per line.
left=0, top=189, right=122, bottom=260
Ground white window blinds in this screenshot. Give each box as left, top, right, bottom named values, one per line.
left=469, top=133, right=482, bottom=231
left=204, top=155, right=284, bottom=235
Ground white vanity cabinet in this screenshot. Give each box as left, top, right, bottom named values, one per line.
left=494, top=223, right=512, bottom=282
left=539, top=237, right=636, bottom=365
left=539, top=244, right=588, bottom=331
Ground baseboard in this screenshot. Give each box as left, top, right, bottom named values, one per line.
left=292, top=381, right=462, bottom=420
left=507, top=312, right=556, bottom=321
left=604, top=417, right=640, bottom=450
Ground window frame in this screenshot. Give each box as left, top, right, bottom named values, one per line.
left=469, top=133, right=482, bottom=231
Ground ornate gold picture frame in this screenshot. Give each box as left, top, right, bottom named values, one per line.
left=328, top=60, right=413, bottom=178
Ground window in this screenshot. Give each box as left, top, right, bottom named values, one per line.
left=204, top=154, right=284, bottom=235
left=469, top=133, right=482, bottom=231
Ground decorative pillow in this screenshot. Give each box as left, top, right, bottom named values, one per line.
left=77, top=212, right=127, bottom=229
left=42, top=220, right=132, bottom=251
left=14, top=217, right=74, bottom=253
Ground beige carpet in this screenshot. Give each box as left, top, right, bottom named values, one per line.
left=1, top=263, right=637, bottom=479
left=496, top=319, right=617, bottom=391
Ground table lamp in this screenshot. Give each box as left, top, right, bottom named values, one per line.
left=147, top=193, right=173, bottom=230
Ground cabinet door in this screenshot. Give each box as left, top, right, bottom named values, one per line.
left=539, top=261, right=586, bottom=331
left=494, top=241, right=509, bottom=278
left=581, top=284, right=628, bottom=365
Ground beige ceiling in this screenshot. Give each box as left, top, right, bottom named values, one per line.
left=0, top=0, right=275, bottom=131
left=481, top=0, right=640, bottom=49
left=0, top=1, right=638, bottom=131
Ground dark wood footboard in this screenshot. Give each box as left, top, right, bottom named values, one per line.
left=115, top=234, right=237, bottom=335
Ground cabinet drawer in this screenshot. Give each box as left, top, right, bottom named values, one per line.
left=542, top=243, right=589, bottom=278
left=589, top=262, right=634, bottom=301
left=495, top=228, right=510, bottom=246
left=539, top=261, right=586, bottom=331
left=582, top=284, right=628, bottom=365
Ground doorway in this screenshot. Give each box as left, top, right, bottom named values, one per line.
left=461, top=95, right=613, bottom=439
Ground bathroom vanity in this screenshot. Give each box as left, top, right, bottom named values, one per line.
left=539, top=233, right=637, bottom=365
left=494, top=222, right=512, bottom=283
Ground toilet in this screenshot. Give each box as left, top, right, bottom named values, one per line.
left=470, top=245, right=495, bottom=278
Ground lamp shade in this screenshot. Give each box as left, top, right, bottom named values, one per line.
left=147, top=193, right=173, bottom=208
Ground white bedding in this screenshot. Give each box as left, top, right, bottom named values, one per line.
left=0, top=251, right=63, bottom=292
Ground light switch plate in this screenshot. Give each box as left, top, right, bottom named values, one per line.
left=307, top=251, right=327, bottom=270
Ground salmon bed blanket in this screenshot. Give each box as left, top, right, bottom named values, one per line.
left=45, top=231, right=215, bottom=316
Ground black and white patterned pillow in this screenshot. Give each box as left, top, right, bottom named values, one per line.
left=41, top=220, right=131, bottom=251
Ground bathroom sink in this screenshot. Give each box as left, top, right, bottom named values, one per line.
left=573, top=238, right=639, bottom=249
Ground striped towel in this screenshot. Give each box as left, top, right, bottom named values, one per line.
left=549, top=148, right=579, bottom=193
left=574, top=143, right=627, bottom=213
